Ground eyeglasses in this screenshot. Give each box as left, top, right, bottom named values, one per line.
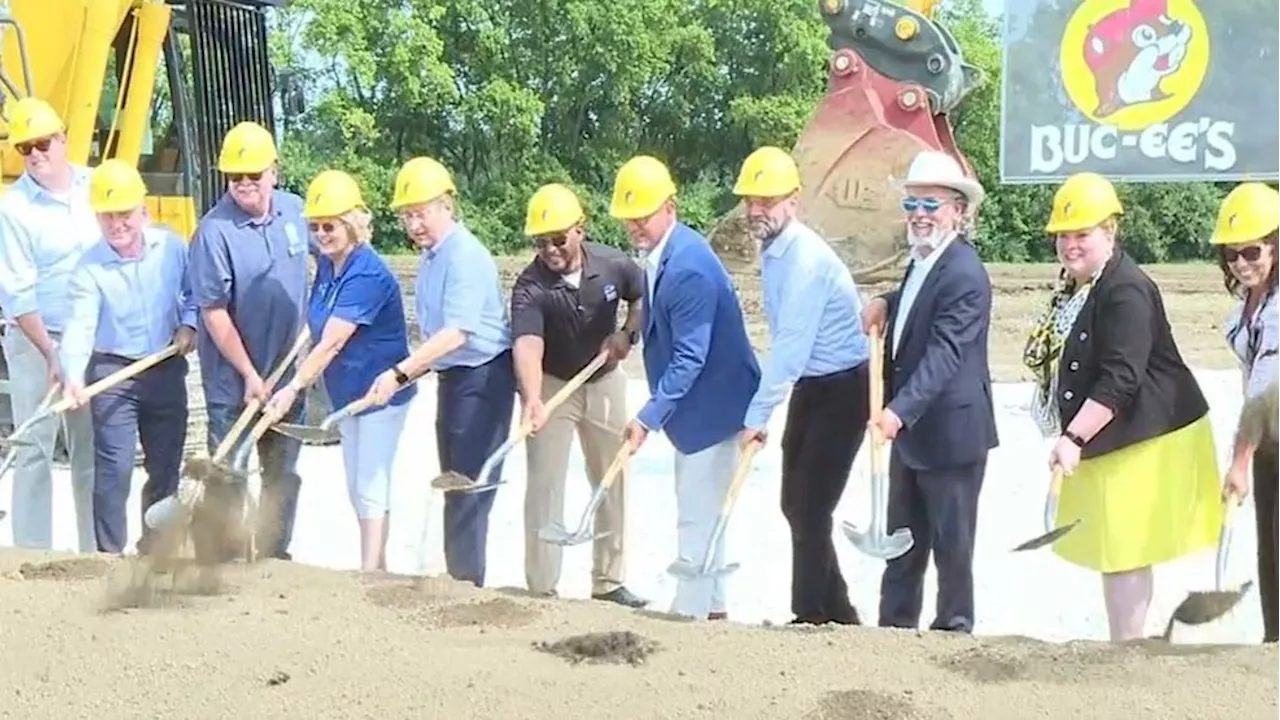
left=15, top=137, right=52, bottom=156
left=1222, top=245, right=1264, bottom=263
left=901, top=196, right=950, bottom=214
left=308, top=221, right=338, bottom=234
left=534, top=233, right=569, bottom=250
left=226, top=172, right=263, bottom=183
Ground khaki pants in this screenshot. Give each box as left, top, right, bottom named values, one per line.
left=524, top=367, right=627, bottom=595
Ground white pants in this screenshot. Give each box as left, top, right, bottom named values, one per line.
left=670, top=436, right=740, bottom=618
left=2, top=328, right=95, bottom=551
left=338, top=402, right=410, bottom=519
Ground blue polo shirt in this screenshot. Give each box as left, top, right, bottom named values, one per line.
left=308, top=243, right=416, bottom=415
left=188, top=191, right=310, bottom=407
left=415, top=221, right=510, bottom=370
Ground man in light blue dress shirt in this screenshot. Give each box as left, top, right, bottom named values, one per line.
left=368, top=156, right=514, bottom=587
left=58, top=160, right=198, bottom=554
left=0, top=98, right=100, bottom=552
left=734, top=147, right=871, bottom=626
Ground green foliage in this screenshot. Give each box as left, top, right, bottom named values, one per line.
left=271, top=0, right=1230, bottom=261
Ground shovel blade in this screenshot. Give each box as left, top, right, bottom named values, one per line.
left=666, top=559, right=741, bottom=581
left=537, top=522, right=607, bottom=546
left=430, top=470, right=506, bottom=494
left=144, top=495, right=185, bottom=530
left=1012, top=519, right=1081, bottom=552
left=841, top=521, right=915, bottom=560
left=270, top=422, right=339, bottom=445
left=1170, top=580, right=1254, bottom=626
left=0, top=435, right=35, bottom=451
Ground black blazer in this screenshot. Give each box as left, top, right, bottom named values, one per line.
left=881, top=239, right=1000, bottom=471
left=1056, top=251, right=1208, bottom=459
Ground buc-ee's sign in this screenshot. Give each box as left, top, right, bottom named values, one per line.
left=999, top=0, right=1279, bottom=183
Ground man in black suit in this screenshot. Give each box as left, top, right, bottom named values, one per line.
left=861, top=150, right=999, bottom=633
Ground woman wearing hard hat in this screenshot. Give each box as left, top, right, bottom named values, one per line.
left=261, top=170, right=416, bottom=573
left=1022, top=172, right=1221, bottom=641
left=1211, top=181, right=1279, bottom=643
left=57, top=159, right=198, bottom=555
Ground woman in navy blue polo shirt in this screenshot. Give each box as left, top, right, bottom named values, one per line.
left=262, top=169, right=416, bottom=571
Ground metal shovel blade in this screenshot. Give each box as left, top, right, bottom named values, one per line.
left=269, top=421, right=339, bottom=445
left=0, top=435, right=35, bottom=451
left=144, top=495, right=185, bottom=530
left=842, top=521, right=915, bottom=560
left=537, top=522, right=612, bottom=547
left=1012, top=518, right=1081, bottom=552
left=667, top=558, right=741, bottom=581
left=1170, top=580, right=1253, bottom=626
left=429, top=470, right=505, bottom=494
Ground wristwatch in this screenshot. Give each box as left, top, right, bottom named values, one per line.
left=1064, top=430, right=1086, bottom=447
left=392, top=365, right=410, bottom=385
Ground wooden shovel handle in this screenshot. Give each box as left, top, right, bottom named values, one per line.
left=514, top=351, right=610, bottom=438
left=867, top=327, right=886, bottom=475
left=212, top=326, right=311, bottom=462
left=597, top=437, right=639, bottom=493
left=719, top=438, right=763, bottom=516
left=49, top=344, right=180, bottom=414
left=1049, top=466, right=1065, bottom=496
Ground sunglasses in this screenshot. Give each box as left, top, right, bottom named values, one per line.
left=15, top=137, right=52, bottom=156
left=308, top=221, right=339, bottom=234
left=534, top=233, right=569, bottom=250
left=901, top=196, right=949, bottom=214
left=226, top=171, right=263, bottom=183
left=1222, top=245, right=1264, bottom=263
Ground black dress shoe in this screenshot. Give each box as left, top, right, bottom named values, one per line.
left=592, top=586, right=649, bottom=608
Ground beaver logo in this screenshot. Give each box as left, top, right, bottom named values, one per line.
left=1084, top=0, right=1192, bottom=117
left=1060, top=0, right=1210, bottom=131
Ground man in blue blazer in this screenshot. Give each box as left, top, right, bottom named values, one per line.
left=609, top=155, right=761, bottom=620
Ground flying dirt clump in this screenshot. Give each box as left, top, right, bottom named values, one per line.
left=533, top=630, right=660, bottom=667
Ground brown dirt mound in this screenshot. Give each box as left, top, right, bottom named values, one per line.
left=14, top=557, right=113, bottom=581
left=804, top=689, right=944, bottom=720
left=534, top=630, right=660, bottom=666
left=435, top=597, right=541, bottom=629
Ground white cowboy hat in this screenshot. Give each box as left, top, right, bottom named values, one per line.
left=890, top=150, right=985, bottom=208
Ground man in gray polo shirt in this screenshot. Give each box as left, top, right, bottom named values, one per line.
left=187, top=121, right=310, bottom=561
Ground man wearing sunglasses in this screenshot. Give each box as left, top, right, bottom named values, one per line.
left=732, top=146, right=870, bottom=627
left=508, top=183, right=647, bottom=608
left=860, top=150, right=998, bottom=634
left=186, top=121, right=312, bottom=562
left=0, top=97, right=100, bottom=552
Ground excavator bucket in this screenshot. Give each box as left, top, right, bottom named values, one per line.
left=708, top=0, right=985, bottom=283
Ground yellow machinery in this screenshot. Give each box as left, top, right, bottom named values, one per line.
left=0, top=0, right=282, bottom=238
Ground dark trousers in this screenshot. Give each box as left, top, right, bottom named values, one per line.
left=1254, top=442, right=1278, bottom=643
left=437, top=350, right=515, bottom=587
left=87, top=353, right=188, bottom=554
left=878, top=453, right=986, bottom=633
left=204, top=398, right=304, bottom=560
left=780, top=362, right=869, bottom=621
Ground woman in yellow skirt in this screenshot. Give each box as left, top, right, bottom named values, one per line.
left=1022, top=172, right=1222, bottom=642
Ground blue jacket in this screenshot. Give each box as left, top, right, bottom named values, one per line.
left=636, top=222, right=760, bottom=455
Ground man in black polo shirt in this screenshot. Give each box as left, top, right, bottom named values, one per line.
left=510, top=183, right=647, bottom=608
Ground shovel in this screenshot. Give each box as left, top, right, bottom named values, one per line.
left=0, top=385, right=59, bottom=521
left=270, top=374, right=422, bottom=445
left=841, top=328, right=914, bottom=560
left=667, top=438, right=762, bottom=581
left=144, top=327, right=311, bottom=531
left=431, top=350, right=610, bottom=494
left=1012, top=467, right=1081, bottom=552
left=1164, top=497, right=1253, bottom=636
left=538, top=438, right=635, bottom=546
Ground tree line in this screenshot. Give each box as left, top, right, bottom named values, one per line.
left=267, top=0, right=1242, bottom=262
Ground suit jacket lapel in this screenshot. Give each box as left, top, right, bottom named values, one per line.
left=895, top=239, right=960, bottom=353
left=645, top=227, right=679, bottom=337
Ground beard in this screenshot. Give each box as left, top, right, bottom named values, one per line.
left=907, top=225, right=948, bottom=251
left=748, top=216, right=785, bottom=244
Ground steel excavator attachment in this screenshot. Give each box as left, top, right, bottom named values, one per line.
left=708, top=0, right=985, bottom=282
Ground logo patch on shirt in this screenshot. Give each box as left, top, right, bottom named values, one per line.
left=284, top=222, right=306, bottom=255
left=603, top=284, right=618, bottom=302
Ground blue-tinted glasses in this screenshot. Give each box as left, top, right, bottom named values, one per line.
left=901, top=196, right=947, bottom=214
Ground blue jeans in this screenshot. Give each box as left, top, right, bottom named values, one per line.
left=205, top=399, right=304, bottom=559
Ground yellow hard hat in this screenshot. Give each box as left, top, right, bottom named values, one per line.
left=733, top=146, right=801, bottom=198
left=525, top=183, right=585, bottom=236
left=303, top=170, right=365, bottom=219
left=8, top=97, right=65, bottom=146
left=1044, top=172, right=1123, bottom=234
left=609, top=155, right=677, bottom=220
left=390, top=156, right=456, bottom=210
left=1210, top=182, right=1280, bottom=246
left=217, top=121, right=278, bottom=174
left=89, top=159, right=148, bottom=213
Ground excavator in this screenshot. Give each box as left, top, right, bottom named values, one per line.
left=0, top=0, right=288, bottom=439
left=709, top=0, right=983, bottom=283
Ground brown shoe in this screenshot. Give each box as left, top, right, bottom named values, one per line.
left=707, top=611, right=728, bottom=621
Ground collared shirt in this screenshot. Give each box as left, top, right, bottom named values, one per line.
left=743, top=220, right=868, bottom=430
left=510, top=240, right=644, bottom=382
left=1225, top=288, right=1279, bottom=401
left=187, top=191, right=311, bottom=407
left=415, top=221, right=511, bottom=370
left=58, top=226, right=198, bottom=386
left=0, top=165, right=101, bottom=333
left=308, top=243, right=417, bottom=414
left=643, top=223, right=675, bottom=300
left=892, top=231, right=959, bottom=359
